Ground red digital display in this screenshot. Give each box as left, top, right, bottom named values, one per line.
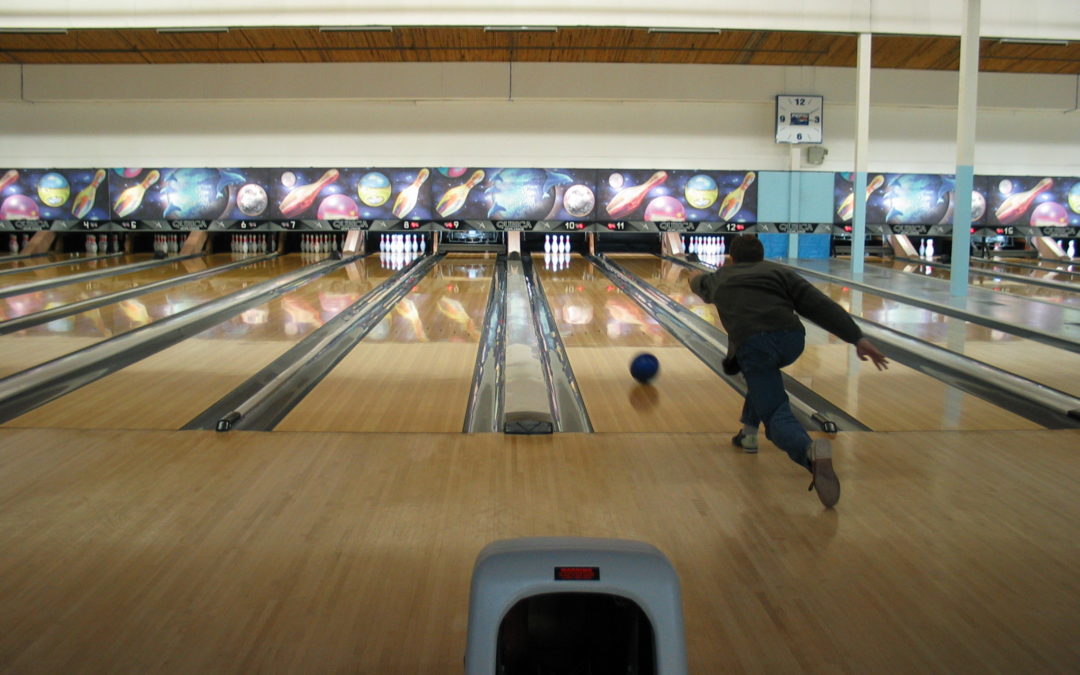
left=554, top=566, right=600, bottom=581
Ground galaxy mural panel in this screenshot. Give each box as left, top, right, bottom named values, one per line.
left=268, top=167, right=434, bottom=221
left=0, top=168, right=110, bottom=222
left=595, top=169, right=758, bottom=223
left=986, top=175, right=1078, bottom=227
left=427, top=167, right=597, bottom=221
left=832, top=172, right=990, bottom=226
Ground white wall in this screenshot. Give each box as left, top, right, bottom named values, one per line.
left=1, top=62, right=1078, bottom=176
left=2, top=0, right=1079, bottom=40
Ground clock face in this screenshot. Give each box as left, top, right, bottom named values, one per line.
left=775, top=95, right=823, bottom=144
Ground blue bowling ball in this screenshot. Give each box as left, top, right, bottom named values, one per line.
left=629, top=352, right=660, bottom=383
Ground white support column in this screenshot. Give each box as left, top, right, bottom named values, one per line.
left=851, top=32, right=872, bottom=276
left=951, top=0, right=980, bottom=297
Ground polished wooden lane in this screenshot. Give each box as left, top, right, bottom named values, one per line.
left=3, top=255, right=394, bottom=430
left=276, top=254, right=494, bottom=433
left=0, top=253, right=145, bottom=288
left=536, top=255, right=747, bottom=432
left=618, top=257, right=1042, bottom=431
left=0, top=254, right=301, bottom=380
left=0, top=254, right=246, bottom=323
left=0, top=427, right=1076, bottom=672
left=879, top=260, right=1080, bottom=308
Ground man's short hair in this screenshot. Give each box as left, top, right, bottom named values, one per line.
left=730, top=234, right=764, bottom=263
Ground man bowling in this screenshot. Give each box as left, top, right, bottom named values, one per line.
left=689, top=234, right=889, bottom=507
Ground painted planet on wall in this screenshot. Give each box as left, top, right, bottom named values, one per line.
left=563, top=184, right=596, bottom=218
left=358, top=171, right=392, bottom=207
left=281, top=171, right=297, bottom=188
left=37, top=172, right=70, bottom=207
left=237, top=183, right=269, bottom=217
left=0, top=194, right=41, bottom=220
left=1029, top=201, right=1068, bottom=227
left=970, top=191, right=986, bottom=220
left=608, top=173, right=624, bottom=189
left=644, top=195, right=686, bottom=222
left=684, top=174, right=718, bottom=209
left=114, top=168, right=143, bottom=178
left=437, top=167, right=468, bottom=178
left=317, top=193, right=360, bottom=220
left=1069, top=183, right=1080, bottom=215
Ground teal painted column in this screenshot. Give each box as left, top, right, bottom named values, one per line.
left=788, top=147, right=801, bottom=258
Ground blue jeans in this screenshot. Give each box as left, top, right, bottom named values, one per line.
left=736, top=330, right=812, bottom=470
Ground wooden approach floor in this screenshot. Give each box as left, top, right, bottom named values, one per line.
left=1, top=427, right=1077, bottom=673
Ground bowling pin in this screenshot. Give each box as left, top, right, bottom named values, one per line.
left=836, top=174, right=884, bottom=222
left=1068, top=241, right=1076, bottom=258
left=544, top=234, right=551, bottom=254
left=419, top=234, right=426, bottom=253
left=71, top=169, right=107, bottom=219
left=994, top=177, right=1053, bottom=224
left=0, top=169, right=18, bottom=192
left=436, top=169, right=485, bottom=217
left=392, top=169, right=430, bottom=219
left=926, top=239, right=935, bottom=259
left=280, top=169, right=340, bottom=218
left=8, top=233, right=17, bottom=254
left=605, top=171, right=668, bottom=219
left=110, top=233, right=119, bottom=253
left=113, top=170, right=160, bottom=218
left=86, top=234, right=97, bottom=254
left=918, top=239, right=926, bottom=258
left=719, top=237, right=726, bottom=255
left=719, top=172, right=756, bottom=222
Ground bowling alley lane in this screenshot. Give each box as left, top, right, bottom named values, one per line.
left=0, top=252, right=148, bottom=289
left=0, top=254, right=244, bottom=323
left=535, top=254, right=746, bottom=433
left=3, top=254, right=396, bottom=430
left=878, top=260, right=1080, bottom=308
left=275, top=254, right=495, bottom=433
left=616, top=256, right=1041, bottom=432
left=806, top=279, right=1080, bottom=399
left=971, top=258, right=1079, bottom=283
left=0, top=254, right=315, bottom=380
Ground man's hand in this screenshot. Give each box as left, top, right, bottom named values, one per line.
left=855, top=337, right=889, bottom=371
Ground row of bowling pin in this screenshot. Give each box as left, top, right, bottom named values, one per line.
left=684, top=235, right=725, bottom=256
left=381, top=248, right=422, bottom=270
left=379, top=233, right=426, bottom=254
left=1056, top=239, right=1076, bottom=258
left=543, top=234, right=572, bottom=254
left=7, top=233, right=31, bottom=254
left=543, top=250, right=572, bottom=271
left=229, top=234, right=274, bottom=254
left=152, top=234, right=182, bottom=256
left=300, top=233, right=341, bottom=254
left=917, top=238, right=936, bottom=260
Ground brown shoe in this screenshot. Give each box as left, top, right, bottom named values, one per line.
left=807, top=439, right=840, bottom=508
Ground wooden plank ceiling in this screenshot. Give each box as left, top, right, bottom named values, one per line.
left=0, top=27, right=1076, bottom=74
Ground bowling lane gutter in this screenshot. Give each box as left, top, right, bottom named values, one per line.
left=854, top=317, right=1080, bottom=428
left=782, top=259, right=1080, bottom=354
left=0, top=252, right=281, bottom=336
left=0, top=251, right=126, bottom=278
left=0, top=253, right=368, bottom=425
left=0, top=253, right=201, bottom=300
left=522, top=253, right=592, bottom=433
left=595, top=254, right=867, bottom=433
left=892, top=256, right=1079, bottom=294
left=186, top=253, right=444, bottom=432
left=462, top=254, right=506, bottom=433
